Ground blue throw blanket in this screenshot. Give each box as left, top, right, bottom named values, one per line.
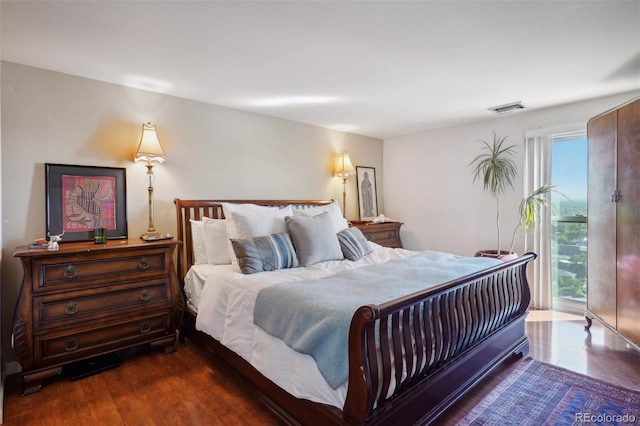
left=253, top=251, right=501, bottom=389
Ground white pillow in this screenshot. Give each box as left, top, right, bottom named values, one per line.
left=221, top=203, right=283, bottom=238
left=292, top=201, right=348, bottom=233
left=232, top=206, right=293, bottom=239
left=203, top=217, right=232, bottom=265
left=189, top=219, right=208, bottom=265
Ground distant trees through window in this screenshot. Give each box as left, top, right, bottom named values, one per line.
left=551, top=134, right=587, bottom=307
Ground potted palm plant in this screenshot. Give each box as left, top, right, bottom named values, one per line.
left=469, top=132, right=553, bottom=260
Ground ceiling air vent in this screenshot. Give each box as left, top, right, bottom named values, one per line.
left=487, top=101, right=527, bottom=114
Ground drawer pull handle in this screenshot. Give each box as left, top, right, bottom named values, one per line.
left=140, top=321, right=151, bottom=334
left=65, top=337, right=79, bottom=352
left=387, top=232, right=395, bottom=238
left=63, top=265, right=77, bottom=279
left=138, top=257, right=150, bottom=270
left=64, top=302, right=79, bottom=315
left=139, top=289, right=151, bottom=301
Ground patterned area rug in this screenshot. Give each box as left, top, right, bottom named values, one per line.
left=459, top=358, right=640, bottom=425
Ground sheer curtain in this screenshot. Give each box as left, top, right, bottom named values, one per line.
left=523, top=135, right=553, bottom=309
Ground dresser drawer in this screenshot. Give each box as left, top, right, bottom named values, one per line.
left=351, top=222, right=403, bottom=248
left=33, top=280, right=169, bottom=331
left=35, top=313, right=169, bottom=365
left=32, top=249, right=168, bottom=293
left=362, top=227, right=400, bottom=244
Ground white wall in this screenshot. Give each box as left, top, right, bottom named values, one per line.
left=383, top=90, right=640, bottom=256
left=0, top=61, right=383, bottom=363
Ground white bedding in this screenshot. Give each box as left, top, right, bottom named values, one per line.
left=188, top=242, right=418, bottom=409
left=184, top=264, right=237, bottom=311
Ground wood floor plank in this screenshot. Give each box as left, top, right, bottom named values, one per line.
left=3, top=310, right=638, bottom=425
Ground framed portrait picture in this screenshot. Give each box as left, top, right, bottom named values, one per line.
left=356, top=166, right=378, bottom=221
left=45, top=163, right=128, bottom=242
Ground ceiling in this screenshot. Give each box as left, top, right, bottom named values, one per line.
left=1, top=1, right=639, bottom=139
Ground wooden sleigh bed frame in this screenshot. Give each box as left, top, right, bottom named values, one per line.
left=174, top=199, right=536, bottom=425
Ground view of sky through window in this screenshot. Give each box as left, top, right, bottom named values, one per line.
left=551, top=137, right=587, bottom=215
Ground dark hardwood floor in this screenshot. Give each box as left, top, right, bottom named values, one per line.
left=3, top=342, right=283, bottom=426
left=4, top=310, right=639, bottom=425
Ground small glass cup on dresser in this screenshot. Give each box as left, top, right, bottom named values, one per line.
left=93, top=227, right=107, bottom=244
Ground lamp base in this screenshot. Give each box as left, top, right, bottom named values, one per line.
left=140, top=230, right=170, bottom=241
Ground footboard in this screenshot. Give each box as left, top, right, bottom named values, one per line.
left=344, top=252, right=536, bottom=425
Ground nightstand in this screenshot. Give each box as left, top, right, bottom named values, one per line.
left=350, top=221, right=403, bottom=248
left=12, top=239, right=184, bottom=395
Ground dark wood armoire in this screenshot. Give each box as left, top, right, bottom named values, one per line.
left=586, top=97, right=640, bottom=348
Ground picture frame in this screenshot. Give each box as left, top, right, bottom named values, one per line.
left=356, top=166, right=378, bottom=221
left=45, top=163, right=128, bottom=242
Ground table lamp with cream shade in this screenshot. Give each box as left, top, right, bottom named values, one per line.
left=135, top=122, right=169, bottom=240
left=334, top=151, right=355, bottom=218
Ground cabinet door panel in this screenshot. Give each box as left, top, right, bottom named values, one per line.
left=587, top=109, right=617, bottom=327
left=616, top=99, right=640, bottom=344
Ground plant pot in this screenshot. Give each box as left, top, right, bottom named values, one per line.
left=474, top=249, right=518, bottom=262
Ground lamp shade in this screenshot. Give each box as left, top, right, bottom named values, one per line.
left=334, top=152, right=355, bottom=178
left=135, top=122, right=166, bottom=163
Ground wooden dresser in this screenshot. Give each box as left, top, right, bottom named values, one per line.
left=350, top=221, right=403, bottom=248
left=12, top=239, right=184, bottom=395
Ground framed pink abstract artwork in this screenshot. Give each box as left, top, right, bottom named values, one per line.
left=45, top=163, right=128, bottom=242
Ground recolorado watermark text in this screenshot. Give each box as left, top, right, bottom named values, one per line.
left=575, top=413, right=637, bottom=423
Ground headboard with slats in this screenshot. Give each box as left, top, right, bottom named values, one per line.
left=173, top=199, right=333, bottom=283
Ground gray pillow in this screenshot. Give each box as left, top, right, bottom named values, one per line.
left=285, top=212, right=344, bottom=266
left=231, top=232, right=299, bottom=274
left=337, top=227, right=372, bottom=261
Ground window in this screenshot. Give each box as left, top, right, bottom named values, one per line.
left=550, top=132, right=587, bottom=311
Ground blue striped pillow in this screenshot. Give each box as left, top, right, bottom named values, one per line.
left=231, top=232, right=299, bottom=274
left=337, top=227, right=372, bottom=261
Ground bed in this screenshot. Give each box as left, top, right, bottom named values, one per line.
left=174, top=198, right=536, bottom=425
